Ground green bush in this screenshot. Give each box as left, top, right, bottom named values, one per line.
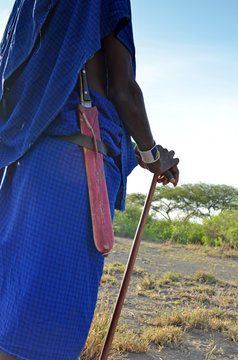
left=170, top=221, right=204, bottom=244
left=113, top=205, right=238, bottom=249
left=202, top=210, right=238, bottom=248
left=113, top=207, right=140, bottom=239
left=113, top=206, right=173, bottom=241
left=144, top=219, right=173, bottom=241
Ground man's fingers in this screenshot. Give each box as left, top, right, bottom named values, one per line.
left=163, top=170, right=172, bottom=180
left=170, top=165, right=179, bottom=186
left=157, top=175, right=165, bottom=183
left=174, top=167, right=179, bottom=185
left=157, top=145, right=167, bottom=152
left=172, top=157, right=179, bottom=167
left=163, top=170, right=175, bottom=185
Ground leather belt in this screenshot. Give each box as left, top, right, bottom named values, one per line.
left=56, top=133, right=111, bottom=156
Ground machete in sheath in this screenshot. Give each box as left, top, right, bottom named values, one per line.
left=78, top=66, right=114, bottom=256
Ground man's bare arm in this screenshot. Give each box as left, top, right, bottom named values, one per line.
left=102, top=33, right=179, bottom=183
left=102, top=33, right=154, bottom=151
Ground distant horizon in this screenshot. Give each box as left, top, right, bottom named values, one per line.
left=1, top=0, right=237, bottom=193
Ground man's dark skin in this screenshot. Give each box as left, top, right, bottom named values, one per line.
left=0, top=33, right=179, bottom=360
left=87, top=33, right=179, bottom=185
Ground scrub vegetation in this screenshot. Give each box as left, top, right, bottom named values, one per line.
left=80, top=184, right=238, bottom=359
left=80, top=238, right=238, bottom=360
left=113, top=183, right=238, bottom=250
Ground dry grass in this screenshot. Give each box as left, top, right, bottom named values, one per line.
left=158, top=271, right=181, bottom=285
left=80, top=295, right=112, bottom=359
left=137, top=271, right=181, bottom=295
left=103, top=262, right=126, bottom=274
left=147, top=307, right=238, bottom=342
left=81, top=239, right=238, bottom=359
left=80, top=294, right=148, bottom=359
left=193, top=270, right=217, bottom=284
left=101, top=262, right=127, bottom=284
left=133, top=265, right=145, bottom=275
left=112, top=326, right=149, bottom=355
left=101, top=268, right=237, bottom=356
left=101, top=273, right=117, bottom=284
left=142, top=326, right=184, bottom=347
left=137, top=274, right=158, bottom=291
left=103, top=262, right=144, bottom=276
left=192, top=285, right=216, bottom=295
left=161, top=241, right=238, bottom=259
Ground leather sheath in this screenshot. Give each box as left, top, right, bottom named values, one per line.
left=77, top=104, right=114, bottom=256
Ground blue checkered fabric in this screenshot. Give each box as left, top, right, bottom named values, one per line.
left=0, top=0, right=138, bottom=359
left=0, top=0, right=135, bottom=169
left=0, top=137, right=121, bottom=360
left=46, top=84, right=137, bottom=210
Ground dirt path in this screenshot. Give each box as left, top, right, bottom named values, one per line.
left=99, top=237, right=238, bottom=360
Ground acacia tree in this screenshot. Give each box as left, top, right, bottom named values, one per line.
left=126, top=193, right=146, bottom=209
left=126, top=183, right=238, bottom=222
left=154, top=183, right=238, bottom=221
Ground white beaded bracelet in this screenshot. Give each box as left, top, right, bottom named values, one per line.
left=136, top=142, right=160, bottom=164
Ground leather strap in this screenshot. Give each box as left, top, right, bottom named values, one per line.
left=56, top=133, right=111, bottom=156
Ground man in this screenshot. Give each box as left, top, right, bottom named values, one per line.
left=0, top=1, right=179, bottom=359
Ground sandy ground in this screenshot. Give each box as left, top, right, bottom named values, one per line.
left=100, top=237, right=238, bottom=360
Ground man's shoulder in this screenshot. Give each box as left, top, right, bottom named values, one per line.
left=0, top=0, right=56, bottom=85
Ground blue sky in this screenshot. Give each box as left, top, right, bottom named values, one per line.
left=1, top=1, right=237, bottom=193
left=129, top=0, right=238, bottom=192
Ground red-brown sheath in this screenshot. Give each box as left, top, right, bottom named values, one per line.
left=78, top=104, right=114, bottom=256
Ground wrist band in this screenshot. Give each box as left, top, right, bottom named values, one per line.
left=137, top=142, right=160, bottom=164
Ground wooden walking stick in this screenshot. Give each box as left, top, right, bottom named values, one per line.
left=99, top=173, right=158, bottom=360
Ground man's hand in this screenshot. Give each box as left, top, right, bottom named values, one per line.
left=136, top=145, right=179, bottom=187
left=157, top=166, right=179, bottom=186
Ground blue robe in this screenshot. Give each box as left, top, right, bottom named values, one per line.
left=0, top=1, right=137, bottom=359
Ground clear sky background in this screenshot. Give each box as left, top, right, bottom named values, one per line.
left=1, top=1, right=237, bottom=193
